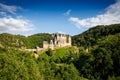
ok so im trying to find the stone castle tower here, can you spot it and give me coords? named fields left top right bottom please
left=43, top=32, right=71, bottom=50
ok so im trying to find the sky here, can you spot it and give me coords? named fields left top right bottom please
left=0, top=0, right=119, bottom=36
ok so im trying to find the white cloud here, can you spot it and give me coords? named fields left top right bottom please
left=0, top=3, right=22, bottom=14
left=0, top=3, right=35, bottom=34
left=69, top=0, right=120, bottom=28
left=64, top=9, right=71, bottom=16
left=0, top=16, right=34, bottom=32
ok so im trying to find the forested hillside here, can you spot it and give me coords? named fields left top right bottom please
left=0, top=24, right=120, bottom=80
left=0, top=33, right=52, bottom=48
left=72, top=24, right=120, bottom=47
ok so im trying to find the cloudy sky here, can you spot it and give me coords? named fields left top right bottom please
left=0, top=0, right=119, bottom=35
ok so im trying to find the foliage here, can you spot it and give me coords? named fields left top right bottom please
left=37, top=47, right=81, bottom=80
left=27, top=33, right=52, bottom=48
left=73, top=33, right=120, bottom=80
left=0, top=47, right=41, bottom=80
left=0, top=33, right=52, bottom=48
left=72, top=24, right=120, bottom=47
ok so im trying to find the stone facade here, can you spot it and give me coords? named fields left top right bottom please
left=43, top=32, right=71, bottom=50
left=43, top=41, right=49, bottom=49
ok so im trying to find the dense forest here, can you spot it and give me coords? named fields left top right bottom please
left=0, top=33, right=52, bottom=48
left=0, top=24, right=120, bottom=80
left=72, top=24, right=120, bottom=47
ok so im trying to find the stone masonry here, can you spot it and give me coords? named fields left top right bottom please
left=43, top=32, right=71, bottom=50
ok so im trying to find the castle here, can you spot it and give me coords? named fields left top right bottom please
left=43, top=32, right=71, bottom=50
left=25, top=32, right=71, bottom=53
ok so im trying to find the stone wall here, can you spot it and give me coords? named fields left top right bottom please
left=50, top=32, right=71, bottom=49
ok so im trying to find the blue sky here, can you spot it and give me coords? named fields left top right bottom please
left=0, top=0, right=119, bottom=36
